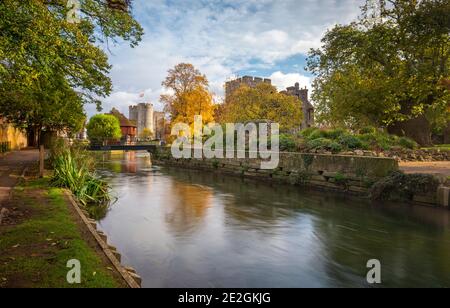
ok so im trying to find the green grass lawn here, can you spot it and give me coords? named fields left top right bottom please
left=422, top=144, right=450, bottom=151
left=0, top=179, right=125, bottom=288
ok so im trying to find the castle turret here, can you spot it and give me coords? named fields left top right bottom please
left=224, top=76, right=272, bottom=102
left=283, top=84, right=315, bottom=129
left=129, top=103, right=154, bottom=138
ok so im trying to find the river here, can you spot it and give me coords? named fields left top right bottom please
left=96, top=152, right=450, bottom=288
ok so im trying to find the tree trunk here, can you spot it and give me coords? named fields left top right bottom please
left=27, top=127, right=38, bottom=148
left=444, top=123, right=450, bottom=144
left=39, top=144, right=45, bottom=178
left=388, top=114, right=432, bottom=146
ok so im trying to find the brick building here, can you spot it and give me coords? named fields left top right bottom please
left=109, top=108, right=137, bottom=144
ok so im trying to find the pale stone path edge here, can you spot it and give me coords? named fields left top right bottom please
left=399, top=161, right=450, bottom=178
left=64, top=191, right=142, bottom=288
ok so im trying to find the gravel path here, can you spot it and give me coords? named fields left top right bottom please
left=0, top=149, right=39, bottom=205
left=399, top=161, right=450, bottom=177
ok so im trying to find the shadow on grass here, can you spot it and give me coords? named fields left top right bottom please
left=0, top=179, right=123, bottom=288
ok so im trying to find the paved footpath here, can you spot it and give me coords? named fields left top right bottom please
left=0, top=149, right=39, bottom=205
left=399, top=161, right=450, bottom=178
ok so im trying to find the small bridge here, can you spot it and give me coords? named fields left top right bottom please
left=89, top=144, right=159, bottom=153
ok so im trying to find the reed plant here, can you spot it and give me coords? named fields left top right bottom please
left=50, top=139, right=111, bottom=207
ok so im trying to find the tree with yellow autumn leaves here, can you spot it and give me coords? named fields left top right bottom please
left=161, top=63, right=216, bottom=130
left=220, top=83, right=303, bottom=131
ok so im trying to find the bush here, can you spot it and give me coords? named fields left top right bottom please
left=338, top=134, right=364, bottom=149
left=370, top=171, right=440, bottom=202
left=324, top=128, right=346, bottom=140
left=358, top=132, right=393, bottom=151
left=307, top=138, right=334, bottom=151
left=300, top=127, right=420, bottom=153
left=360, top=126, right=377, bottom=134
left=397, top=137, right=418, bottom=150
left=299, top=127, right=319, bottom=138
left=306, top=129, right=327, bottom=141
left=328, top=141, right=343, bottom=153
left=279, top=134, right=298, bottom=152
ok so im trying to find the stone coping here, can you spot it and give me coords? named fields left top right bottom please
left=64, top=191, right=142, bottom=288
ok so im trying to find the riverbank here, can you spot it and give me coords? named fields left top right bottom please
left=0, top=178, right=127, bottom=288
left=0, top=150, right=136, bottom=288
left=152, top=147, right=449, bottom=208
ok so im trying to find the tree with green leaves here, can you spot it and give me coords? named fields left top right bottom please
left=86, top=114, right=122, bottom=144
left=0, top=0, right=143, bottom=144
left=307, top=0, right=449, bottom=145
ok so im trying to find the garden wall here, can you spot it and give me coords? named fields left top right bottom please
left=152, top=147, right=449, bottom=208
left=0, top=118, right=27, bottom=151
left=152, top=148, right=399, bottom=195
left=301, top=148, right=450, bottom=162
left=379, top=148, right=449, bottom=162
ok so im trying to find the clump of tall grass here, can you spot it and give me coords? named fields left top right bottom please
left=50, top=139, right=111, bottom=207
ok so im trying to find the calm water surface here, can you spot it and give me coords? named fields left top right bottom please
left=96, top=152, right=450, bottom=288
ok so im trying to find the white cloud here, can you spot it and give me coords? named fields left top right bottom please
left=269, top=71, right=312, bottom=93
left=92, top=0, right=364, bottom=117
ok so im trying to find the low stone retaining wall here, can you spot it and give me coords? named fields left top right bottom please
left=438, top=186, right=450, bottom=207
left=153, top=147, right=449, bottom=208
left=65, top=191, right=142, bottom=288
left=384, top=148, right=450, bottom=162
left=304, top=148, right=450, bottom=162
left=153, top=148, right=398, bottom=196
left=414, top=185, right=449, bottom=207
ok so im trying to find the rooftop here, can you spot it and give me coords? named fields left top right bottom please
left=108, top=108, right=137, bottom=127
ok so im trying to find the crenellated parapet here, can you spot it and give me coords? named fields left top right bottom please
left=225, top=76, right=272, bottom=101
left=129, top=103, right=154, bottom=138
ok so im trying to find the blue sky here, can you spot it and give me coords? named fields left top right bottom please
left=88, top=0, right=364, bottom=116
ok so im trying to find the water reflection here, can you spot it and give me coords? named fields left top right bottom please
left=164, top=182, right=213, bottom=235
left=99, top=151, right=152, bottom=174
left=96, top=153, right=450, bottom=288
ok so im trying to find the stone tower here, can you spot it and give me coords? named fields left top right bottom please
left=225, top=76, right=272, bottom=102
left=282, top=83, right=315, bottom=129
left=129, top=103, right=154, bottom=137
